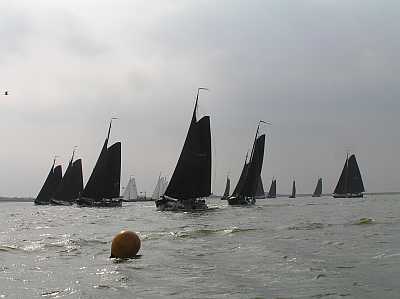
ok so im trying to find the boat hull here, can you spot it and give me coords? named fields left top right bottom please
left=34, top=200, right=50, bottom=205
left=333, top=193, right=363, bottom=198
left=50, top=198, right=75, bottom=206
left=155, top=196, right=208, bottom=211
left=122, top=198, right=153, bottom=202
left=227, top=195, right=256, bottom=206
left=77, top=197, right=122, bottom=207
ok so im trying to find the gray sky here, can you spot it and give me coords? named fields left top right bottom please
left=1, top=0, right=400, bottom=197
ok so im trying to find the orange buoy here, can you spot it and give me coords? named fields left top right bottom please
left=110, top=230, right=141, bottom=258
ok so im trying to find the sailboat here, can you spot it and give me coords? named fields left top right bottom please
left=255, top=176, right=266, bottom=199
left=152, top=175, right=168, bottom=201
left=77, top=119, right=122, bottom=207
left=50, top=149, right=83, bottom=205
left=155, top=88, right=211, bottom=211
left=228, top=121, right=266, bottom=206
left=34, top=158, right=62, bottom=205
left=312, top=178, right=322, bottom=197
left=267, top=178, right=276, bottom=198
left=289, top=180, right=296, bottom=198
left=221, top=175, right=230, bottom=200
left=333, top=154, right=365, bottom=198
left=122, top=176, right=138, bottom=202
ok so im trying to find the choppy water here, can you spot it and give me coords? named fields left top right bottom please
left=0, top=195, right=399, bottom=298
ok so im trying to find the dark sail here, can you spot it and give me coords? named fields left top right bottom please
left=104, top=142, right=121, bottom=199
left=36, top=164, right=55, bottom=203
left=334, top=157, right=348, bottom=195
left=347, top=155, right=365, bottom=194
left=255, top=175, right=265, bottom=198
left=53, top=158, right=83, bottom=203
left=53, top=165, right=62, bottom=188
left=164, top=101, right=212, bottom=200
left=289, top=180, right=296, bottom=198
left=312, top=178, right=322, bottom=197
left=222, top=176, right=230, bottom=198
left=81, top=139, right=108, bottom=200
left=71, top=159, right=84, bottom=199
left=232, top=161, right=249, bottom=197
left=333, top=154, right=365, bottom=197
left=35, top=162, right=62, bottom=204
left=78, top=120, right=122, bottom=207
left=242, top=134, right=266, bottom=197
left=53, top=159, right=74, bottom=202
left=267, top=179, right=276, bottom=198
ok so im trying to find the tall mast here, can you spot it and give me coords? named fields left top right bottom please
left=157, top=172, right=162, bottom=198
left=70, top=146, right=77, bottom=164
left=52, top=155, right=59, bottom=168
left=251, top=122, right=261, bottom=160
left=107, top=117, right=118, bottom=141
left=344, top=152, right=349, bottom=194
left=193, top=87, right=209, bottom=121
left=249, top=120, right=271, bottom=162
left=244, top=151, right=249, bottom=165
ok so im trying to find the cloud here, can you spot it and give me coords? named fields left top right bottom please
left=0, top=0, right=399, bottom=196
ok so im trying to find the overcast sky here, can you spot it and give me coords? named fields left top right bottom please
left=1, top=0, right=399, bottom=197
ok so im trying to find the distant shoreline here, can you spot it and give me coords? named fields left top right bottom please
left=276, top=192, right=400, bottom=197
left=0, top=197, right=33, bottom=202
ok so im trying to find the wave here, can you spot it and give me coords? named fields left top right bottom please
left=173, top=227, right=256, bottom=239
left=0, top=244, right=21, bottom=252
left=353, top=218, right=375, bottom=225
left=373, top=252, right=400, bottom=259
left=41, top=290, right=61, bottom=297
left=13, top=236, right=108, bottom=253
left=141, top=227, right=256, bottom=241
left=288, top=222, right=326, bottom=230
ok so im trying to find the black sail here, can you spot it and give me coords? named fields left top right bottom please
left=232, top=162, right=249, bottom=197
left=53, top=159, right=74, bottom=202
left=53, top=165, right=62, bottom=187
left=104, top=142, right=121, bottom=199
left=81, top=139, right=108, bottom=200
left=242, top=134, right=266, bottom=197
left=54, top=158, right=83, bottom=202
left=164, top=104, right=211, bottom=200
left=71, top=159, right=84, bottom=199
left=313, top=178, right=322, bottom=197
left=267, top=179, right=276, bottom=198
left=35, top=163, right=55, bottom=203
left=255, top=176, right=265, bottom=197
left=334, top=157, right=348, bottom=195
left=222, top=176, right=230, bottom=198
left=347, top=155, right=365, bottom=194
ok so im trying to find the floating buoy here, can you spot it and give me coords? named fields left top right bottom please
left=110, top=230, right=141, bottom=258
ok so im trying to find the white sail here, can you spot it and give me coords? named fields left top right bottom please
left=123, top=177, right=138, bottom=201
left=152, top=175, right=169, bottom=200
left=151, top=176, right=162, bottom=200
left=160, top=177, right=168, bottom=196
